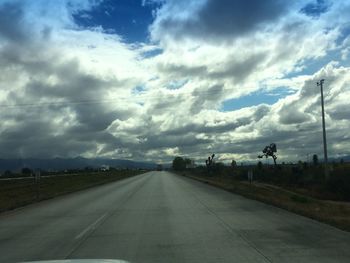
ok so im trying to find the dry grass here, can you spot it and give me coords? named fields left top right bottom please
left=0, top=170, right=144, bottom=213
left=183, top=172, right=350, bottom=232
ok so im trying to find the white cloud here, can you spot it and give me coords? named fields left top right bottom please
left=0, top=0, right=350, bottom=164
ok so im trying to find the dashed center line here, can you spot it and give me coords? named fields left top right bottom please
left=75, top=213, right=108, bottom=240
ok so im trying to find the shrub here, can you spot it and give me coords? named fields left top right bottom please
left=326, top=168, right=350, bottom=201
left=290, top=194, right=309, bottom=203
left=172, top=157, right=186, bottom=171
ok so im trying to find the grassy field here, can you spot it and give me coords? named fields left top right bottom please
left=181, top=171, right=350, bottom=232
left=0, top=170, right=145, bottom=213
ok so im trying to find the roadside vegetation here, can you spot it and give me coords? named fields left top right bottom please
left=172, top=156, right=350, bottom=231
left=0, top=169, right=145, bottom=213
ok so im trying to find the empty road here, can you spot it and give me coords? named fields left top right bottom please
left=1, top=171, right=350, bottom=263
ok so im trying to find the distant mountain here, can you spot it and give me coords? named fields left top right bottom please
left=0, top=158, right=157, bottom=172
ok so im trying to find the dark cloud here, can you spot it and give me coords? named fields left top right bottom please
left=152, top=0, right=289, bottom=42
left=279, top=107, right=312, bottom=125
left=157, top=63, right=207, bottom=78
left=209, top=52, right=267, bottom=82
left=0, top=2, right=27, bottom=42
left=0, top=1, right=53, bottom=44
left=253, top=105, right=270, bottom=121
left=143, top=134, right=211, bottom=149
left=0, top=117, right=93, bottom=158
left=280, top=109, right=310, bottom=124
left=148, top=92, right=188, bottom=113
left=164, top=116, right=252, bottom=137
left=157, top=51, right=266, bottom=86
left=190, top=84, right=224, bottom=114
left=328, top=105, right=350, bottom=121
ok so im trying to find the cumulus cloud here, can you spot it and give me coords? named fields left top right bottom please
left=0, top=0, right=350, bottom=164
left=150, top=0, right=291, bottom=43
left=0, top=0, right=145, bottom=159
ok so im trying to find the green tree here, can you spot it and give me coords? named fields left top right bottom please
left=257, top=161, right=263, bottom=170
left=172, top=157, right=186, bottom=171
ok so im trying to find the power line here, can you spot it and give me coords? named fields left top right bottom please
left=0, top=86, right=227, bottom=109
left=0, top=98, right=126, bottom=108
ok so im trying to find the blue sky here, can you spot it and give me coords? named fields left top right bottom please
left=73, top=0, right=157, bottom=42
left=221, top=88, right=296, bottom=112
left=300, top=0, right=330, bottom=17
left=0, top=0, right=350, bottom=163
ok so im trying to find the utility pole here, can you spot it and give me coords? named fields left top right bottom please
left=316, top=79, right=328, bottom=178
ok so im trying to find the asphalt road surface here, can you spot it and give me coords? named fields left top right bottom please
left=1, top=171, right=350, bottom=263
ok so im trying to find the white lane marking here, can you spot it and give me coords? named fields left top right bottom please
left=75, top=213, right=108, bottom=240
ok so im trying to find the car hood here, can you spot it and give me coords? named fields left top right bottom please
left=23, top=260, right=130, bottom=263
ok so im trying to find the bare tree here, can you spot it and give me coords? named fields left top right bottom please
left=205, top=154, right=215, bottom=169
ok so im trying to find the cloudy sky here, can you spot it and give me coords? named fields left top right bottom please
left=0, top=0, right=349, bottom=164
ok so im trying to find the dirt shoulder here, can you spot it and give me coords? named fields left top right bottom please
left=182, top=172, right=350, bottom=232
